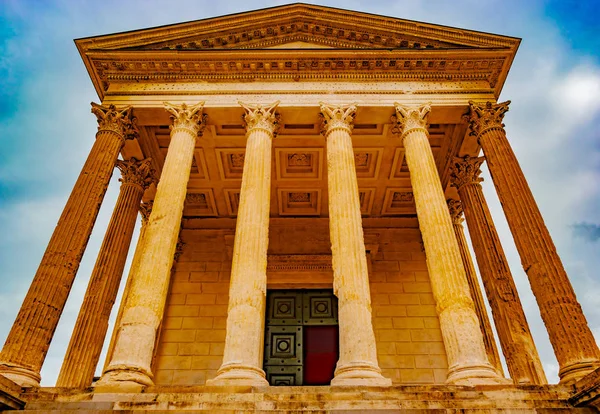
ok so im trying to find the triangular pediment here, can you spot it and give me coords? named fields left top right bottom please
left=76, top=4, right=520, bottom=100
left=77, top=4, right=519, bottom=52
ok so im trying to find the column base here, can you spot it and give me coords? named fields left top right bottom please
left=331, top=362, right=392, bottom=387
left=93, top=365, right=153, bottom=392
left=559, top=358, right=600, bottom=384
left=0, top=362, right=41, bottom=387
left=206, top=363, right=269, bottom=387
left=446, top=363, right=509, bottom=386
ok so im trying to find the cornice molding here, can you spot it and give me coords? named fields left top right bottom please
left=90, top=52, right=507, bottom=94
left=76, top=5, right=519, bottom=100
left=76, top=5, right=519, bottom=52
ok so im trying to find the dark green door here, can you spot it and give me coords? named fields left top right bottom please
left=264, top=290, right=339, bottom=386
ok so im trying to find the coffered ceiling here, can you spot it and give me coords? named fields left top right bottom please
left=132, top=109, right=468, bottom=219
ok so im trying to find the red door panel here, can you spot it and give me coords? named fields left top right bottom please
left=303, top=325, right=339, bottom=385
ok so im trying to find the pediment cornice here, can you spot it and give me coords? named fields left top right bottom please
left=77, top=4, right=519, bottom=51
left=75, top=4, right=520, bottom=100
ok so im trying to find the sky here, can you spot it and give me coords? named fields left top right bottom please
left=0, top=0, right=599, bottom=386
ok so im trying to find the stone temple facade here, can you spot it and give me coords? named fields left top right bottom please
left=1, top=4, right=600, bottom=412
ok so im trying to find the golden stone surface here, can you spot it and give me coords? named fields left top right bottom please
left=1, top=4, right=598, bottom=412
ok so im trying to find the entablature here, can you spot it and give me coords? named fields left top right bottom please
left=87, top=48, right=511, bottom=97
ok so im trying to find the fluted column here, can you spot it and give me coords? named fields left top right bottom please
left=392, top=103, right=503, bottom=385
left=208, top=102, right=279, bottom=387
left=0, top=104, right=136, bottom=387
left=57, top=158, right=154, bottom=388
left=96, top=102, right=206, bottom=388
left=320, top=103, right=390, bottom=386
left=451, top=156, right=547, bottom=384
left=447, top=199, right=504, bottom=377
left=468, top=101, right=600, bottom=383
left=103, top=200, right=154, bottom=373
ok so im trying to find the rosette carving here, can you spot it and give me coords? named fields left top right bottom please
left=319, top=102, right=357, bottom=136
left=91, top=103, right=138, bottom=140
left=450, top=155, right=485, bottom=190
left=164, top=101, right=207, bottom=137
left=467, top=101, right=510, bottom=137
left=116, top=158, right=156, bottom=190
left=239, top=100, right=280, bottom=136
left=391, top=103, right=430, bottom=137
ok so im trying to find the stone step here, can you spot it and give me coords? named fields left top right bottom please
left=10, top=385, right=595, bottom=413
left=10, top=400, right=596, bottom=413
left=6, top=410, right=597, bottom=414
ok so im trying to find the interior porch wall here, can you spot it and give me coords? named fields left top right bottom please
left=152, top=220, right=448, bottom=386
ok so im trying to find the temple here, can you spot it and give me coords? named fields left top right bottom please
left=1, top=4, right=600, bottom=412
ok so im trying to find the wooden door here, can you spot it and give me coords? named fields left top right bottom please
left=264, top=290, right=338, bottom=386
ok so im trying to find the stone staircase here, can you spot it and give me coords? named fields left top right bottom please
left=4, top=385, right=598, bottom=413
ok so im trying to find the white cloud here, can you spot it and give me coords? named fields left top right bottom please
left=557, top=65, right=600, bottom=117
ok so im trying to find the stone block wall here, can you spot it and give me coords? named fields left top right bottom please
left=153, top=229, right=232, bottom=386
left=152, top=220, right=447, bottom=386
left=369, top=228, right=448, bottom=384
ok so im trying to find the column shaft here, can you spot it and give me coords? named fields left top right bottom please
left=97, top=102, right=206, bottom=388
left=208, top=102, right=279, bottom=387
left=321, top=103, right=390, bottom=386
left=393, top=104, right=503, bottom=385
left=0, top=104, right=135, bottom=386
left=57, top=159, right=153, bottom=388
left=103, top=201, right=153, bottom=372
left=469, top=101, right=600, bottom=382
left=451, top=156, right=546, bottom=384
left=448, top=200, right=504, bottom=377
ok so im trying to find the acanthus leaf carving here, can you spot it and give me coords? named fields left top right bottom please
left=447, top=199, right=464, bottom=225
left=391, top=103, right=431, bottom=138
left=449, top=155, right=485, bottom=190
left=164, top=101, right=207, bottom=137
left=239, top=100, right=281, bottom=136
left=91, top=102, right=138, bottom=141
left=116, top=157, right=156, bottom=191
left=467, top=100, right=510, bottom=137
left=319, top=102, right=357, bottom=136
left=139, top=200, right=154, bottom=225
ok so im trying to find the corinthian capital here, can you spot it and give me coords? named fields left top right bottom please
left=239, top=100, right=280, bottom=136
left=116, top=158, right=156, bottom=191
left=319, top=102, right=357, bottom=136
left=467, top=101, right=510, bottom=137
left=449, top=155, right=485, bottom=190
left=91, top=103, right=138, bottom=140
left=447, top=199, right=464, bottom=225
left=164, top=102, right=207, bottom=137
left=391, top=103, right=431, bottom=138
left=139, top=200, right=154, bottom=225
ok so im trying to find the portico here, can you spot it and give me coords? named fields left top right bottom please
left=1, top=5, right=599, bottom=412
